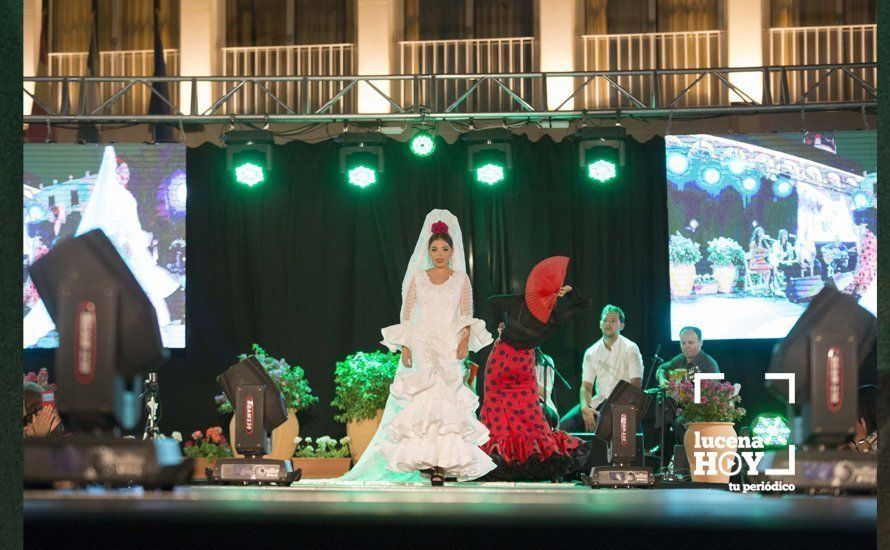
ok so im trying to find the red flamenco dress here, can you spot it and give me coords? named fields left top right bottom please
left=480, top=288, right=591, bottom=480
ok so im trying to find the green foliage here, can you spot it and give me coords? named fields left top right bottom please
left=331, top=350, right=400, bottom=423
left=707, top=237, right=746, bottom=268
left=667, top=379, right=747, bottom=423
left=215, top=344, right=318, bottom=414
left=669, top=232, right=702, bottom=265
left=293, top=435, right=351, bottom=458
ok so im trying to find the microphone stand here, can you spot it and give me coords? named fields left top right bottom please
left=641, top=345, right=668, bottom=477
left=141, top=372, right=160, bottom=441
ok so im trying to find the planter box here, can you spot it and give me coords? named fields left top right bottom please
left=291, top=457, right=351, bottom=478
left=190, top=457, right=216, bottom=480
left=696, top=282, right=719, bottom=295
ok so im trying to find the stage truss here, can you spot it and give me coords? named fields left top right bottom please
left=24, top=63, right=876, bottom=125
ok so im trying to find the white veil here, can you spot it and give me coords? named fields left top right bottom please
left=401, top=209, right=466, bottom=301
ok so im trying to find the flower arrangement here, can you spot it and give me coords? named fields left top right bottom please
left=666, top=379, right=746, bottom=423
left=707, top=237, right=746, bottom=268
left=293, top=435, right=351, bottom=458
left=215, top=344, right=318, bottom=414
left=669, top=232, right=702, bottom=265
left=331, top=350, right=400, bottom=423
left=181, top=426, right=234, bottom=460
left=23, top=368, right=56, bottom=392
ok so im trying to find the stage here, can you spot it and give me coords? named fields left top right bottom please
left=24, top=481, right=876, bottom=549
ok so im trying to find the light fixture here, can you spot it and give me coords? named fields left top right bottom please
left=223, top=130, right=274, bottom=188
left=750, top=414, right=791, bottom=447
left=701, top=167, right=722, bottom=187
left=409, top=130, right=436, bottom=158
left=575, top=127, right=625, bottom=184
left=667, top=152, right=689, bottom=175
left=773, top=177, right=793, bottom=197
left=338, top=132, right=385, bottom=188
left=463, top=129, right=513, bottom=186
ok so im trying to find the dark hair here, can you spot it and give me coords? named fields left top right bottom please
left=679, top=326, right=703, bottom=340
left=858, top=385, right=877, bottom=434
left=428, top=233, right=454, bottom=249
left=23, top=382, right=44, bottom=421
left=601, top=304, right=625, bottom=323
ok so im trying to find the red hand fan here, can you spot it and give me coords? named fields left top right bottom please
left=524, top=256, right=570, bottom=323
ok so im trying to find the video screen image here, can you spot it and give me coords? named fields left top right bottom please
left=24, top=143, right=187, bottom=348
left=667, top=131, right=877, bottom=340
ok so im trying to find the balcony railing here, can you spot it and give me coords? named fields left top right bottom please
left=220, top=44, right=355, bottom=114
left=769, top=24, right=877, bottom=103
left=48, top=49, right=180, bottom=115
left=581, top=30, right=726, bottom=108
left=398, top=37, right=539, bottom=112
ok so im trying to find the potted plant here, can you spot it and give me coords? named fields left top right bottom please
left=667, top=379, right=746, bottom=483
left=291, top=435, right=352, bottom=478
left=215, top=344, right=318, bottom=460
left=669, top=232, right=701, bottom=297
left=707, top=237, right=746, bottom=293
left=182, top=427, right=233, bottom=480
left=693, top=274, right=719, bottom=295
left=331, top=350, right=400, bottom=462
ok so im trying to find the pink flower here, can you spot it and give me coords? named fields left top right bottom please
left=431, top=221, right=449, bottom=234
left=191, top=430, right=203, bottom=440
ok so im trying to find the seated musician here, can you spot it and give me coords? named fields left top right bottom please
left=656, top=326, right=720, bottom=445
left=748, top=227, right=773, bottom=288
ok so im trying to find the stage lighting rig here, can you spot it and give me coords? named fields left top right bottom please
left=409, top=128, right=437, bottom=158
left=338, top=132, right=385, bottom=188
left=463, top=129, right=512, bottom=186
left=223, top=130, right=274, bottom=187
left=575, top=127, right=626, bottom=184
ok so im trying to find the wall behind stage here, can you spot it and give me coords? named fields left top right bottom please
left=25, top=134, right=814, bottom=438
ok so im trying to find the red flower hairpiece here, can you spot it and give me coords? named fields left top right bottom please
left=431, top=221, right=449, bottom=234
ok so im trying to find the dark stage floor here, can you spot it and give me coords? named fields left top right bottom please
left=24, top=481, right=876, bottom=549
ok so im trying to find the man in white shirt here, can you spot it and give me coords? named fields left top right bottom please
left=559, top=305, right=644, bottom=432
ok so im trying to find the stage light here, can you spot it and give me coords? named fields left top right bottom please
left=347, top=165, right=377, bottom=188
left=667, top=152, right=689, bottom=175
left=234, top=161, right=265, bottom=187
left=576, top=127, right=625, bottom=184
left=701, top=167, right=722, bottom=187
left=27, top=205, right=45, bottom=221
left=729, top=158, right=746, bottom=175
left=338, top=133, right=385, bottom=188
left=464, top=129, right=513, bottom=186
left=751, top=414, right=791, bottom=447
left=409, top=131, right=436, bottom=158
left=774, top=177, right=793, bottom=197
left=588, top=159, right=617, bottom=183
left=223, top=130, right=274, bottom=188
left=741, top=176, right=759, bottom=192
left=476, top=162, right=505, bottom=185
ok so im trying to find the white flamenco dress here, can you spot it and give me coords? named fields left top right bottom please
left=340, top=210, right=495, bottom=482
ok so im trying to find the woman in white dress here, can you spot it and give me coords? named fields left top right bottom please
left=340, top=209, right=495, bottom=485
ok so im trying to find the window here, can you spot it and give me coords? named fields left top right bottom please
left=405, top=0, right=534, bottom=41
left=226, top=0, right=356, bottom=46
left=771, top=0, right=875, bottom=27
left=49, top=0, right=180, bottom=52
left=71, top=190, right=80, bottom=206
left=585, top=0, right=722, bottom=34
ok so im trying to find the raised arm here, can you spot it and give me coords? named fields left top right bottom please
left=550, top=288, right=592, bottom=324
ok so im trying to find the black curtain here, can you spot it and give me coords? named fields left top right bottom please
left=24, top=135, right=798, bottom=438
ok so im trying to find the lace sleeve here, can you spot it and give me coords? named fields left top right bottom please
left=460, top=273, right=473, bottom=317
left=401, top=274, right=417, bottom=323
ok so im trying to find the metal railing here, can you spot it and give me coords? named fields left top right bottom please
left=23, top=63, right=876, bottom=124
left=221, top=44, right=355, bottom=114
left=398, top=37, right=538, bottom=113
left=769, top=24, right=877, bottom=103
left=581, top=30, right=726, bottom=109
left=48, top=49, right=180, bottom=115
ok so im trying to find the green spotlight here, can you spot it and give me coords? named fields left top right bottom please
left=234, top=161, right=265, bottom=187
left=750, top=414, right=791, bottom=447
left=347, top=165, right=377, bottom=188
left=587, top=159, right=617, bottom=183
left=409, top=131, right=436, bottom=157
left=475, top=162, right=505, bottom=185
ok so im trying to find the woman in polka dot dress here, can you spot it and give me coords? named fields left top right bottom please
left=480, top=286, right=591, bottom=481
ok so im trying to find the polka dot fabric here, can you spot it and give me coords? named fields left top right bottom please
left=479, top=340, right=583, bottom=473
